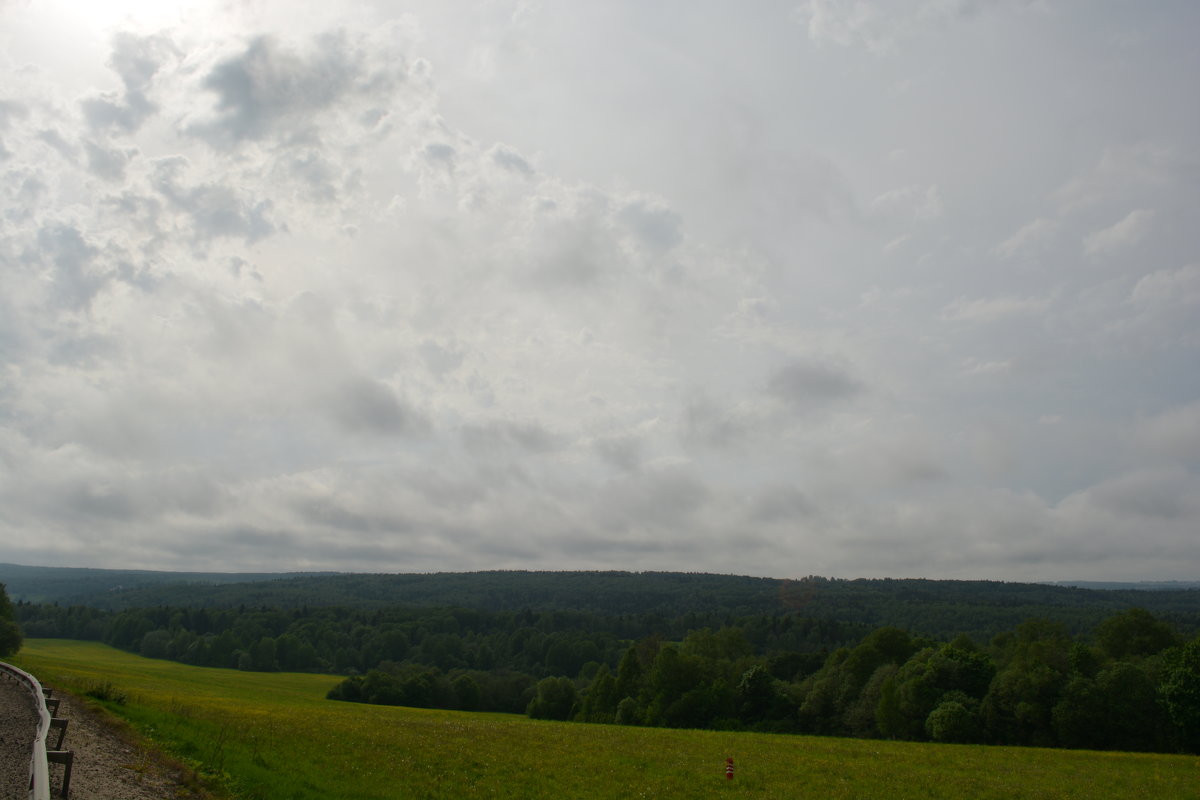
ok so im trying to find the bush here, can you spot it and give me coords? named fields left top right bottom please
left=0, top=619, right=22, bottom=659
left=83, top=680, right=128, bottom=705
left=926, top=696, right=981, bottom=743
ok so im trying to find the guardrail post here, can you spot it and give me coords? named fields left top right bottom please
left=46, top=750, right=73, bottom=798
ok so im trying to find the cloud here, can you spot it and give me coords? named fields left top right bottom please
left=188, top=30, right=407, bottom=147
left=328, top=378, right=427, bottom=437
left=418, top=337, right=466, bottom=377
left=766, top=359, right=862, bottom=413
left=1136, top=401, right=1200, bottom=462
left=150, top=157, right=276, bottom=245
left=81, top=32, right=176, bottom=135
left=681, top=394, right=756, bottom=450
left=84, top=140, right=132, bottom=181
left=0, top=2, right=1196, bottom=581
left=1083, top=208, right=1155, bottom=257
left=1131, top=263, right=1200, bottom=309
left=461, top=419, right=561, bottom=454
left=796, top=0, right=1025, bottom=53
left=1054, top=144, right=1180, bottom=212
left=749, top=484, right=815, bottom=523
left=869, top=184, right=943, bottom=221
left=594, top=467, right=712, bottom=533
left=1059, top=468, right=1199, bottom=523
left=616, top=199, right=683, bottom=253
left=31, top=223, right=108, bottom=311
left=593, top=434, right=645, bottom=472
left=489, top=143, right=535, bottom=176
left=994, top=217, right=1058, bottom=259
left=960, top=357, right=1013, bottom=376
left=941, top=293, right=1050, bottom=324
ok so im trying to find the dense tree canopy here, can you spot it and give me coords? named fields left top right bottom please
left=13, top=581, right=1200, bottom=755
left=0, top=582, right=21, bottom=658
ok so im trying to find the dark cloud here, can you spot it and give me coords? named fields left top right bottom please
left=179, top=527, right=302, bottom=558
left=330, top=378, right=426, bottom=436
left=766, top=359, right=861, bottom=409
left=0, top=99, right=27, bottom=130
left=596, top=468, right=711, bottom=531
left=84, top=140, right=131, bottom=181
left=82, top=93, right=156, bottom=135
left=593, top=435, right=644, bottom=471
left=100, top=191, right=166, bottom=245
left=109, top=31, right=176, bottom=92
left=294, top=495, right=413, bottom=534
left=6, top=175, right=46, bottom=223
left=192, top=32, right=404, bottom=146
left=280, top=149, right=343, bottom=203
left=151, top=157, right=275, bottom=244
left=423, top=142, right=456, bottom=165
left=490, top=144, right=534, bottom=176
left=32, top=224, right=108, bottom=310
left=750, top=485, right=815, bottom=523
left=418, top=338, right=465, bottom=377
left=80, top=32, right=174, bottom=135
left=681, top=394, right=753, bottom=450
left=462, top=419, right=560, bottom=454
left=617, top=200, right=682, bottom=253
left=63, top=483, right=139, bottom=521
left=531, top=217, right=613, bottom=289
left=36, top=128, right=75, bottom=162
left=1087, top=469, right=1194, bottom=521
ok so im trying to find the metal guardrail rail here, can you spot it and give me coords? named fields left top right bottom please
left=0, top=660, right=52, bottom=800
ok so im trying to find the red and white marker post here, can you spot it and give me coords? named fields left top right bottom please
left=725, top=756, right=734, bottom=780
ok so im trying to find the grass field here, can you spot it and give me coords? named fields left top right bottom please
left=11, top=639, right=1200, bottom=800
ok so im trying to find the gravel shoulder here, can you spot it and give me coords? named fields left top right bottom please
left=17, top=685, right=218, bottom=800
left=0, top=669, right=39, bottom=800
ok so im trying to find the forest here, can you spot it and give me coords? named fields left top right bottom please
left=12, top=583, right=1200, bottom=754
left=7, top=567, right=1200, bottom=641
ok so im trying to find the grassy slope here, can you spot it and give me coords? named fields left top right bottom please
left=12, top=640, right=1200, bottom=800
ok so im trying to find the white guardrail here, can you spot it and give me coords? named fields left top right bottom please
left=0, top=660, right=51, bottom=800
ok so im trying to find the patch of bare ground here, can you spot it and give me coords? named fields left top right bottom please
left=40, top=688, right=220, bottom=800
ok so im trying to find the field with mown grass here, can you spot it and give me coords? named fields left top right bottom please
left=11, top=639, right=1200, bottom=800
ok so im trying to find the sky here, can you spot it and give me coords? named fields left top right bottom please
left=0, top=0, right=1198, bottom=581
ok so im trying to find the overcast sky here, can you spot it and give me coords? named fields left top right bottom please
left=1, top=0, right=1197, bottom=580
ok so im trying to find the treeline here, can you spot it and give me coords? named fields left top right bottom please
left=8, top=569, right=1200, bottom=644
left=0, top=583, right=20, bottom=657
left=16, top=594, right=1200, bottom=754
left=13, top=601, right=864, bottom=680
left=335, top=609, right=1200, bottom=755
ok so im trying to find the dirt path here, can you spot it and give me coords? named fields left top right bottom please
left=11, top=683, right=216, bottom=800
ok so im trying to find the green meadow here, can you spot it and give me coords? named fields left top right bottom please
left=12, top=639, right=1200, bottom=800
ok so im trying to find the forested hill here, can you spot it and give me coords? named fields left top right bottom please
left=0, top=562, right=333, bottom=604
left=5, top=565, right=1200, bottom=641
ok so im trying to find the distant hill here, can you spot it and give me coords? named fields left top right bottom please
left=5, top=565, right=1200, bottom=641
left=1045, top=580, right=1200, bottom=591
left=0, top=562, right=334, bottom=604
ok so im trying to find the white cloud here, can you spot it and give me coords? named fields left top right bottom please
left=796, top=0, right=1033, bottom=53
left=940, top=294, right=1050, bottom=323
left=994, top=216, right=1058, bottom=259
left=1131, top=263, right=1200, bottom=308
left=1083, top=208, right=1155, bottom=257
left=869, top=184, right=943, bottom=221
left=1054, top=144, right=1179, bottom=213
